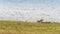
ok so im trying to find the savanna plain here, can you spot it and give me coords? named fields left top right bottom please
left=0, top=20, right=60, bottom=34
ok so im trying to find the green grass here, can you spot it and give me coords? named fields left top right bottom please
left=0, top=20, right=60, bottom=34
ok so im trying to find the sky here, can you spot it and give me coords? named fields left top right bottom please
left=0, top=0, right=60, bottom=22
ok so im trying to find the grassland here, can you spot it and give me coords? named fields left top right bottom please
left=0, top=20, right=60, bottom=34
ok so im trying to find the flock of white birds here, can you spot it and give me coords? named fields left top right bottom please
left=0, top=1, right=60, bottom=22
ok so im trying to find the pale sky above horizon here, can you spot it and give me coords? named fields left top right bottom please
left=0, top=0, right=60, bottom=22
